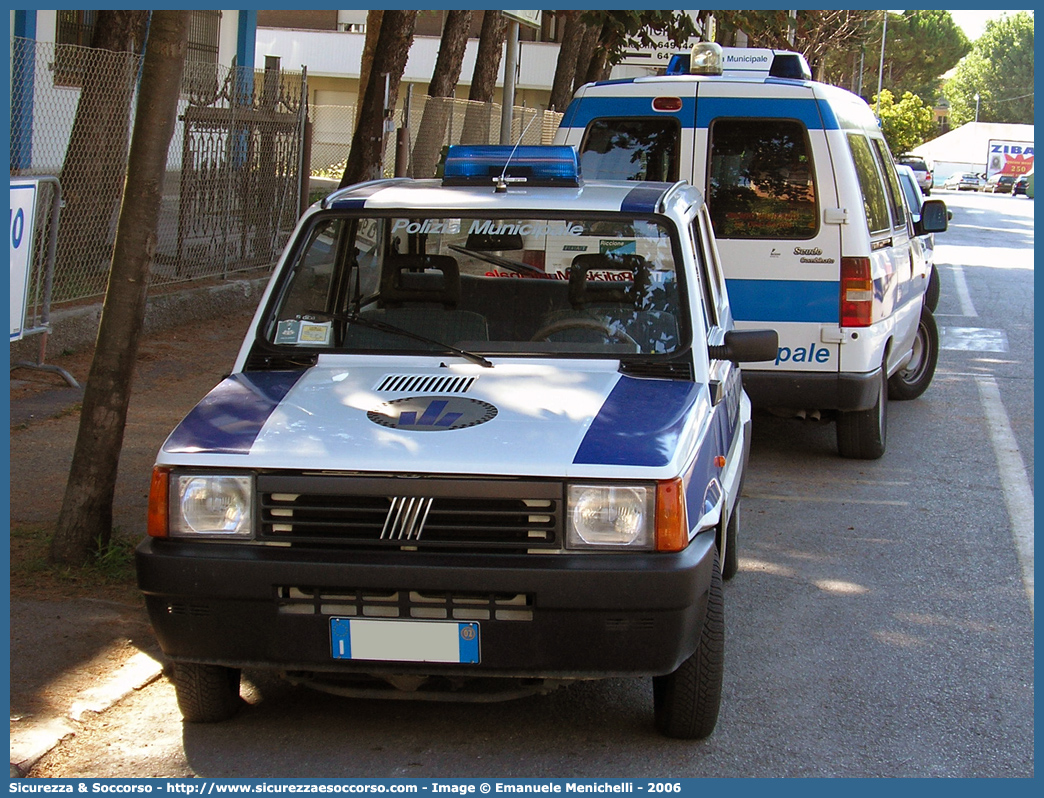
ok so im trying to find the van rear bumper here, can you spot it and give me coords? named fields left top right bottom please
left=741, top=368, right=881, bottom=411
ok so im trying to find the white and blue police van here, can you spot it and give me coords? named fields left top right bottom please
left=136, top=145, right=778, bottom=739
left=555, top=43, right=949, bottom=458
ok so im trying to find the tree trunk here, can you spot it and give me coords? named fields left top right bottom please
left=357, top=10, right=383, bottom=123
left=50, top=11, right=189, bottom=567
left=573, top=21, right=601, bottom=94
left=57, top=10, right=149, bottom=286
left=339, top=10, right=418, bottom=187
left=584, top=21, right=613, bottom=84
left=549, top=11, right=583, bottom=112
left=411, top=10, right=473, bottom=178
left=461, top=11, right=507, bottom=145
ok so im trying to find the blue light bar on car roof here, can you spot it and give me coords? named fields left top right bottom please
left=442, top=145, right=581, bottom=188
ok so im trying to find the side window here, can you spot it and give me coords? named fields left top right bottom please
left=707, top=118, right=818, bottom=239
left=578, top=118, right=680, bottom=182
left=871, top=138, right=907, bottom=229
left=688, top=221, right=715, bottom=334
left=846, top=134, right=890, bottom=235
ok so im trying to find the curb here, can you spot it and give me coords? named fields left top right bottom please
left=9, top=651, right=165, bottom=777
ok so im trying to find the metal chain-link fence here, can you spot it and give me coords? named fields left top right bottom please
left=10, top=36, right=306, bottom=308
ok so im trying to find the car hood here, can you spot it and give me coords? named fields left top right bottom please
left=159, top=356, right=708, bottom=479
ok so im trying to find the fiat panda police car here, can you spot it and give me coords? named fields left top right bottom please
left=555, top=44, right=949, bottom=459
left=136, top=145, right=777, bottom=739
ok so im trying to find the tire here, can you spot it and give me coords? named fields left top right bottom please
left=925, top=265, right=940, bottom=312
left=836, top=366, right=887, bottom=459
left=888, top=307, right=939, bottom=401
left=721, top=503, right=739, bottom=581
left=653, top=552, right=724, bottom=740
left=171, top=662, right=242, bottom=723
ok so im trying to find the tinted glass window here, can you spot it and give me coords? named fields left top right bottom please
left=578, top=118, right=680, bottom=182
left=847, top=134, right=890, bottom=234
left=707, top=118, right=817, bottom=239
left=872, top=138, right=907, bottom=228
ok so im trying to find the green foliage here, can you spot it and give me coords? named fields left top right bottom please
left=945, top=12, right=1034, bottom=125
left=579, top=10, right=700, bottom=70
left=872, top=89, right=936, bottom=155
left=883, top=11, right=971, bottom=102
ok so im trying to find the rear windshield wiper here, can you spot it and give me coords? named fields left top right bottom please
left=303, top=310, right=494, bottom=369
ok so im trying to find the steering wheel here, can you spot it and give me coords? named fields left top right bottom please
left=530, top=317, right=638, bottom=347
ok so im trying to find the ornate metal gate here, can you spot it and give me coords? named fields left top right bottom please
left=175, top=56, right=307, bottom=278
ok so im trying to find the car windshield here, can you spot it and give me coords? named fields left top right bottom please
left=259, top=211, right=688, bottom=361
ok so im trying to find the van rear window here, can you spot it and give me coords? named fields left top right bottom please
left=578, top=118, right=680, bottom=183
left=707, top=119, right=817, bottom=239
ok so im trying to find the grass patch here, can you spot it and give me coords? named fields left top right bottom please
left=10, top=524, right=142, bottom=604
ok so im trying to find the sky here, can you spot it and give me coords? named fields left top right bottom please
left=947, top=9, right=1031, bottom=40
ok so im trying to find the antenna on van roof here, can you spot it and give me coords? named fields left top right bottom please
left=495, top=112, right=539, bottom=193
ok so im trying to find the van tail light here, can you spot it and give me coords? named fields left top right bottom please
left=147, top=466, right=171, bottom=538
left=840, top=257, right=873, bottom=327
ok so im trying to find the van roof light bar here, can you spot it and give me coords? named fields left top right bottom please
left=442, top=145, right=581, bottom=189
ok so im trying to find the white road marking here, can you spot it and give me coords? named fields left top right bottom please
left=975, top=375, right=1034, bottom=613
left=949, top=264, right=978, bottom=317
left=939, top=327, right=1009, bottom=352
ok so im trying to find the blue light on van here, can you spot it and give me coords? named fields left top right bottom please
left=442, top=145, right=581, bottom=188
left=666, top=54, right=690, bottom=75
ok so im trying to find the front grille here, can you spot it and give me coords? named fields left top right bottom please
left=277, top=586, right=533, bottom=621
left=257, top=475, right=562, bottom=552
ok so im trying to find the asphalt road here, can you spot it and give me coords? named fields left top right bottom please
left=27, top=190, right=1034, bottom=779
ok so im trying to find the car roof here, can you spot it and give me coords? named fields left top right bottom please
left=323, top=178, right=703, bottom=217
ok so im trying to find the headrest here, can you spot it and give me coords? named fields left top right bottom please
left=569, top=253, right=650, bottom=308
left=380, top=254, right=460, bottom=307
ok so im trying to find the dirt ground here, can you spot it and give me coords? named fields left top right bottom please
left=9, top=303, right=258, bottom=602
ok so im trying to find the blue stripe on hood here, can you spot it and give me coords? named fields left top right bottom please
left=574, top=376, right=702, bottom=467
left=163, top=370, right=305, bottom=455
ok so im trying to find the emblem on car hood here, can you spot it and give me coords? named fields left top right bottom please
left=367, top=396, right=498, bottom=431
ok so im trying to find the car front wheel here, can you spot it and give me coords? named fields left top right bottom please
left=171, top=662, right=242, bottom=723
left=653, top=552, right=724, bottom=739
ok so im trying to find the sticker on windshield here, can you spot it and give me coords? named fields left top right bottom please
left=368, top=396, right=498, bottom=431
left=275, top=319, right=332, bottom=345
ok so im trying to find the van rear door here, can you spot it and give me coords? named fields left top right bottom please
left=692, top=80, right=843, bottom=378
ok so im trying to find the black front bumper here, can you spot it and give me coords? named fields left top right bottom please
left=136, top=534, right=716, bottom=679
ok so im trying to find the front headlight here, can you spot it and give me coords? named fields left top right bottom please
left=170, top=475, right=253, bottom=539
left=566, top=484, right=654, bottom=549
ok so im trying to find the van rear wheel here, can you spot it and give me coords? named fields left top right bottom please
left=888, top=307, right=939, bottom=401
left=836, top=367, right=887, bottom=459
left=171, top=662, right=242, bottom=723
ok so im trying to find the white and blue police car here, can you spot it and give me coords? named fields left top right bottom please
left=136, top=145, right=777, bottom=739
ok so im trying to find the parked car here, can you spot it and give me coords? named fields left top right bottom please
left=897, top=155, right=933, bottom=195
left=943, top=172, right=984, bottom=191
left=1012, top=174, right=1030, bottom=196
left=981, top=173, right=1016, bottom=194
left=896, top=164, right=943, bottom=312
left=136, top=144, right=780, bottom=740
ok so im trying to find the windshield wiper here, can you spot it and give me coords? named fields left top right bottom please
left=448, top=244, right=548, bottom=278
left=303, top=310, right=493, bottom=368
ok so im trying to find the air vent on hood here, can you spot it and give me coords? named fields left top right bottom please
left=375, top=374, right=476, bottom=394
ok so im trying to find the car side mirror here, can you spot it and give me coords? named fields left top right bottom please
left=917, top=199, right=949, bottom=234
left=709, top=329, right=779, bottom=363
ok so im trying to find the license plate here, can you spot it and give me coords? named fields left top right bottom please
left=330, top=618, right=479, bottom=664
